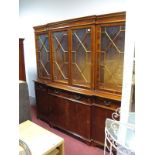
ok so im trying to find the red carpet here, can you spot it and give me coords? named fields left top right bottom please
left=31, top=106, right=109, bottom=155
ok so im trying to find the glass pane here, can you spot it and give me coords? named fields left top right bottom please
left=72, top=28, right=91, bottom=87
left=98, top=25, right=125, bottom=92
left=52, top=31, right=68, bottom=83
left=37, top=34, right=50, bottom=79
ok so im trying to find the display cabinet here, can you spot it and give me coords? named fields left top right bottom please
left=34, top=12, right=126, bottom=147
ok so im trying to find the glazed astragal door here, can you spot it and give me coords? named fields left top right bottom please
left=71, top=28, right=92, bottom=88
left=36, top=34, right=51, bottom=79
left=52, top=31, right=69, bottom=83
left=97, top=24, right=125, bottom=93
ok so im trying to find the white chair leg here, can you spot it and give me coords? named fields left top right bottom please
left=109, top=143, right=113, bottom=155
left=104, top=135, right=107, bottom=155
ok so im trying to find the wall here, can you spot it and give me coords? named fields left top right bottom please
left=19, top=0, right=127, bottom=103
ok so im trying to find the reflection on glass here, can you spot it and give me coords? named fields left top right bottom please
left=37, top=34, right=50, bottom=79
left=52, top=31, right=68, bottom=83
left=72, top=28, right=91, bottom=88
left=99, top=25, right=125, bottom=92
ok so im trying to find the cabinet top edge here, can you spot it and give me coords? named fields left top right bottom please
left=96, top=11, right=126, bottom=19
left=34, top=80, right=122, bottom=101
left=33, top=15, right=96, bottom=30
left=33, top=11, right=126, bottom=31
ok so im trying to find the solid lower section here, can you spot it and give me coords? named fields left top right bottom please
left=35, top=81, right=121, bottom=148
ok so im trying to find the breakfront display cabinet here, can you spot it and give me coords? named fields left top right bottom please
left=34, top=12, right=126, bottom=147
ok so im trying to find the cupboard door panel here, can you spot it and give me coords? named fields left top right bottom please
left=97, top=25, right=125, bottom=92
left=92, top=106, right=114, bottom=146
left=52, top=31, right=69, bottom=83
left=68, top=100, right=91, bottom=139
left=49, top=94, right=69, bottom=129
left=71, top=28, right=92, bottom=88
left=36, top=34, right=51, bottom=79
left=35, top=83, right=50, bottom=121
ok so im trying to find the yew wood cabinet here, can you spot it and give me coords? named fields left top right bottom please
left=34, top=12, right=126, bottom=148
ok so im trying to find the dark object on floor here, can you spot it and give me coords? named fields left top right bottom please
left=19, top=81, right=31, bottom=124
